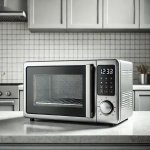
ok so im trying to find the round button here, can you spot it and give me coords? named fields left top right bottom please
left=0, top=91, right=2, bottom=96
left=6, top=91, right=11, bottom=96
left=100, top=100, right=113, bottom=115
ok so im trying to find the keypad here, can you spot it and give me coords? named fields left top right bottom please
left=97, top=65, right=115, bottom=96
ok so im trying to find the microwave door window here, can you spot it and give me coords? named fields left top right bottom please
left=33, top=74, right=83, bottom=108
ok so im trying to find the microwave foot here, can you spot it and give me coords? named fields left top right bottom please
left=30, top=118, right=35, bottom=121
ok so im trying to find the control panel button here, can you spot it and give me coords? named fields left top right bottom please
left=104, top=89, right=108, bottom=94
left=110, top=77, right=113, bottom=80
left=110, top=85, right=113, bottom=89
left=100, top=85, right=103, bottom=89
left=105, top=85, right=108, bottom=89
left=100, top=100, right=113, bottom=115
left=0, top=91, right=2, bottom=96
left=109, top=89, right=113, bottom=94
left=6, top=91, right=11, bottom=96
left=99, top=89, right=103, bottom=94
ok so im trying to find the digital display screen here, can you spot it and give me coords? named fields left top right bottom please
left=97, top=65, right=115, bottom=96
left=100, top=68, right=114, bottom=75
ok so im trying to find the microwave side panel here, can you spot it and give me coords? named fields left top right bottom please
left=119, top=60, right=133, bottom=122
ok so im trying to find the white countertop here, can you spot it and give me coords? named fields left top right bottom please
left=0, top=111, right=150, bottom=144
left=133, top=85, right=150, bottom=90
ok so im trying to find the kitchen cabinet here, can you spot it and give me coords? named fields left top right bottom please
left=134, top=90, right=150, bottom=111
left=103, top=0, right=139, bottom=29
left=140, top=0, right=150, bottom=28
left=28, top=0, right=150, bottom=30
left=28, top=0, right=102, bottom=30
left=67, top=0, right=102, bottom=29
left=28, top=0, right=66, bottom=30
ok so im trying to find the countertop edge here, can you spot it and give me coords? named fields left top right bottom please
left=0, top=135, right=150, bottom=144
left=133, top=85, right=150, bottom=90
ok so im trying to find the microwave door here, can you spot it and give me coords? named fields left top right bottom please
left=85, top=64, right=92, bottom=118
left=26, top=64, right=93, bottom=118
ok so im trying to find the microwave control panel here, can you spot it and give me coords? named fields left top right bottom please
left=97, top=65, right=115, bottom=96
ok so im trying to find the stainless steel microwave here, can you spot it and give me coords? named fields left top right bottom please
left=24, top=59, right=133, bottom=125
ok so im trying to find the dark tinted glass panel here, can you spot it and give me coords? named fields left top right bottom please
left=33, top=74, right=83, bottom=108
left=97, top=65, right=115, bottom=96
left=26, top=66, right=86, bottom=117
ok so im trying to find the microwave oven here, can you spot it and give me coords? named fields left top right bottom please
left=24, top=59, right=133, bottom=125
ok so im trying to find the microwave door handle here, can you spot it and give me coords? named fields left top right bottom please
left=86, top=64, right=92, bottom=118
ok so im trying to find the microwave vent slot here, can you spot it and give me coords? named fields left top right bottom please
left=120, top=67, right=133, bottom=121
left=121, top=91, right=133, bottom=121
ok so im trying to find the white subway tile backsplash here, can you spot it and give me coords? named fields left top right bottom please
left=0, top=22, right=150, bottom=84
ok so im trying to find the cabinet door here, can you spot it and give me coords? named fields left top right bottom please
left=67, top=0, right=102, bottom=29
left=103, top=0, right=139, bottom=29
left=135, top=91, right=150, bottom=111
left=28, top=0, right=66, bottom=30
left=0, top=99, right=19, bottom=111
left=140, top=0, right=150, bottom=28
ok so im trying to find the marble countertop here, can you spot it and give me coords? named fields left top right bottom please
left=0, top=111, right=150, bottom=144
left=133, top=85, right=150, bottom=90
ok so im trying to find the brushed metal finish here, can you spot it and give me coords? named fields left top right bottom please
left=96, top=59, right=119, bottom=124
left=5, top=91, right=11, bottom=96
left=85, top=64, right=91, bottom=118
left=0, top=84, right=20, bottom=111
left=0, top=100, right=14, bottom=105
left=0, top=0, right=27, bottom=21
left=0, top=99, right=19, bottom=111
left=0, top=85, right=18, bottom=99
left=0, top=11, right=26, bottom=17
left=100, top=101, right=113, bottom=115
left=118, top=60, right=133, bottom=122
left=24, top=59, right=133, bottom=124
